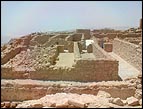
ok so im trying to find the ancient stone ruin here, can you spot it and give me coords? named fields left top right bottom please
left=1, top=20, right=142, bottom=108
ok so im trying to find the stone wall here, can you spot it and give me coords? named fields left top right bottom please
left=92, top=41, right=114, bottom=59
left=21, top=35, right=34, bottom=46
left=44, top=38, right=68, bottom=49
left=93, top=33, right=117, bottom=40
left=72, top=33, right=82, bottom=41
left=49, top=34, right=68, bottom=41
left=1, top=66, right=35, bottom=79
left=113, top=38, right=142, bottom=72
left=74, top=42, right=81, bottom=59
left=1, top=80, right=135, bottom=101
left=56, top=34, right=69, bottom=39
left=30, top=35, right=53, bottom=45
left=92, top=33, right=100, bottom=38
left=1, top=58, right=119, bottom=82
left=93, top=33, right=142, bottom=40
left=106, top=33, right=117, bottom=39
left=56, top=45, right=64, bottom=53
left=65, top=35, right=73, bottom=41
left=87, top=44, right=93, bottom=53
left=27, top=42, right=118, bottom=81
left=67, top=41, right=74, bottom=53
left=117, top=33, right=141, bottom=39
left=73, top=59, right=119, bottom=81
left=2, top=38, right=119, bottom=82
left=103, top=43, right=113, bottom=52
left=65, top=33, right=84, bottom=42
left=1, top=46, right=27, bottom=65
left=76, top=29, right=91, bottom=39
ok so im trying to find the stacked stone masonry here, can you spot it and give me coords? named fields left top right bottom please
left=1, top=80, right=136, bottom=101
left=1, top=19, right=142, bottom=108
left=1, top=38, right=119, bottom=82
left=92, top=38, right=114, bottom=59
left=76, top=29, right=91, bottom=39
left=103, top=43, right=113, bottom=52
left=113, top=38, right=142, bottom=72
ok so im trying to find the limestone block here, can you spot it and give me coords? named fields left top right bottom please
left=42, top=106, right=51, bottom=108
left=137, top=84, right=142, bottom=89
left=31, top=103, right=43, bottom=108
left=10, top=102, right=18, bottom=108
left=134, top=89, right=142, bottom=99
left=16, top=101, right=43, bottom=108
left=43, top=101, right=56, bottom=107
left=127, top=96, right=139, bottom=106
left=16, top=103, right=31, bottom=108
left=68, top=99, right=86, bottom=108
left=1, top=102, right=5, bottom=107
left=4, top=101, right=10, bottom=108
left=97, top=90, right=111, bottom=98
left=68, top=104, right=76, bottom=108
left=55, top=100, right=69, bottom=108
left=112, top=98, right=124, bottom=106
left=122, top=100, right=127, bottom=105
left=139, top=99, right=142, bottom=105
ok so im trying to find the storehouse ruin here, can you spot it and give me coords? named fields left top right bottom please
left=1, top=19, right=142, bottom=108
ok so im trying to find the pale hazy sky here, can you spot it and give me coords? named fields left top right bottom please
left=1, top=1, right=142, bottom=44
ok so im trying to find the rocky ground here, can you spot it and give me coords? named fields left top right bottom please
left=8, top=92, right=142, bottom=108
left=1, top=75, right=142, bottom=108
left=3, top=44, right=58, bottom=71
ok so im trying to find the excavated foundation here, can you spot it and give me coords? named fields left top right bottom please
left=1, top=29, right=142, bottom=108
left=1, top=79, right=137, bottom=101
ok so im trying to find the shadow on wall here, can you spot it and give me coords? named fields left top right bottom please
left=118, top=75, right=122, bottom=81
